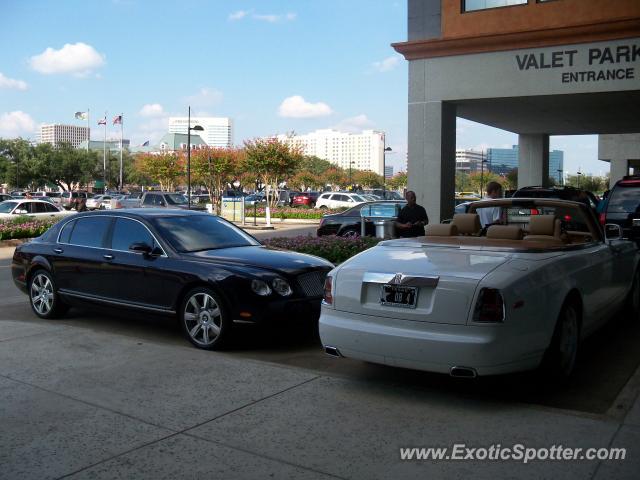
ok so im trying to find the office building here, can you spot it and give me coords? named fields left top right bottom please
left=384, top=165, right=394, bottom=179
left=168, top=117, right=233, bottom=148
left=39, top=124, right=90, bottom=148
left=455, top=149, right=485, bottom=174
left=487, top=145, right=564, bottom=179
left=77, top=139, right=131, bottom=153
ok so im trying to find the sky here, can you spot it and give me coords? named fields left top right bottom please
left=0, top=0, right=607, bottom=175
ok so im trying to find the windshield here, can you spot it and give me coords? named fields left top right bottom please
left=607, top=185, right=640, bottom=214
left=352, top=195, right=366, bottom=202
left=152, top=215, right=260, bottom=252
left=0, top=201, right=17, bottom=213
left=166, top=194, right=188, bottom=205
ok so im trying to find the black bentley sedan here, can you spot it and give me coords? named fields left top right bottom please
left=317, top=200, right=406, bottom=237
left=12, top=210, right=333, bottom=349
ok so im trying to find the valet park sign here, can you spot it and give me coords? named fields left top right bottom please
left=515, top=41, right=639, bottom=84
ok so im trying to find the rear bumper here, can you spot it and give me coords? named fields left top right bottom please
left=319, top=308, right=543, bottom=376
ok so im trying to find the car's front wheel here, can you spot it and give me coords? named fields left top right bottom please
left=542, top=301, right=580, bottom=380
left=29, top=270, right=68, bottom=319
left=179, top=287, right=231, bottom=349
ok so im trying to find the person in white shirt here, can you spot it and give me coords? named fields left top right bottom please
left=477, top=181, right=504, bottom=227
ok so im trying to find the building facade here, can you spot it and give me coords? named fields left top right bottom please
left=168, top=117, right=233, bottom=148
left=77, top=139, right=131, bottom=152
left=455, top=148, right=485, bottom=174
left=385, top=165, right=395, bottom=179
left=39, top=124, right=90, bottom=148
left=487, top=145, right=564, bottom=180
left=158, top=133, right=207, bottom=152
left=394, top=0, right=640, bottom=221
left=277, top=129, right=386, bottom=176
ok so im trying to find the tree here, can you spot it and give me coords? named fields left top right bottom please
left=468, top=171, right=504, bottom=196
left=505, top=168, right=518, bottom=190
left=33, top=143, right=98, bottom=191
left=455, top=172, right=471, bottom=192
left=321, top=167, right=347, bottom=191
left=244, top=138, right=302, bottom=208
left=299, top=155, right=334, bottom=177
left=0, top=138, right=40, bottom=189
left=388, top=171, right=408, bottom=191
left=352, top=170, right=383, bottom=189
left=565, top=174, right=606, bottom=192
left=190, top=147, right=243, bottom=213
left=135, top=152, right=184, bottom=192
left=289, top=171, right=322, bottom=191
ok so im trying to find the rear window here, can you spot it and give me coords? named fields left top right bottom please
left=68, top=217, right=112, bottom=248
left=607, top=185, right=640, bottom=214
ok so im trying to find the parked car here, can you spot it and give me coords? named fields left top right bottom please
left=107, top=193, right=142, bottom=209
left=363, top=189, right=404, bottom=200
left=0, top=193, right=13, bottom=203
left=315, top=192, right=368, bottom=209
left=513, top=186, right=599, bottom=210
left=86, top=195, right=113, bottom=210
left=59, top=191, right=92, bottom=210
left=599, top=175, right=640, bottom=238
left=12, top=210, right=333, bottom=349
left=292, top=192, right=320, bottom=208
left=320, top=198, right=640, bottom=379
left=0, top=199, right=69, bottom=219
left=317, top=200, right=406, bottom=237
left=140, top=192, right=206, bottom=210
left=244, top=193, right=266, bottom=206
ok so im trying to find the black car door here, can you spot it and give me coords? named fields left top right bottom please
left=53, top=216, right=113, bottom=298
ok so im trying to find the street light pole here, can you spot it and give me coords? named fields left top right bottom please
left=480, top=150, right=485, bottom=197
left=383, top=142, right=392, bottom=198
left=186, top=106, right=204, bottom=210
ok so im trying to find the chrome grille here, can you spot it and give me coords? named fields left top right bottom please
left=297, top=271, right=327, bottom=297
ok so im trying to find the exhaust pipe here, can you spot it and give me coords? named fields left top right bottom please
left=324, top=346, right=343, bottom=358
left=450, top=366, right=478, bottom=378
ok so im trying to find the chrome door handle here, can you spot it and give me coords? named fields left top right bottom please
left=53, top=248, right=63, bottom=254
left=103, top=254, right=114, bottom=260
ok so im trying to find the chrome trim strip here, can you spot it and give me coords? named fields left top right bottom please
left=58, top=289, right=175, bottom=314
left=363, top=272, right=439, bottom=287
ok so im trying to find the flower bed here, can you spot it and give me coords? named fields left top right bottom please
left=262, top=235, right=381, bottom=264
left=0, top=216, right=62, bottom=241
left=246, top=207, right=346, bottom=220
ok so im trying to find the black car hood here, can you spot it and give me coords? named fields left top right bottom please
left=186, top=246, right=333, bottom=274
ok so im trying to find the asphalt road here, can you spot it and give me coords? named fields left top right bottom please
left=1, top=240, right=639, bottom=416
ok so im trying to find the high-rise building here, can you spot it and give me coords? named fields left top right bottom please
left=39, top=124, right=90, bottom=148
left=277, top=129, right=385, bottom=176
left=487, top=145, right=564, bottom=179
left=168, top=117, right=233, bottom=148
left=384, top=165, right=394, bottom=179
left=455, top=149, right=485, bottom=174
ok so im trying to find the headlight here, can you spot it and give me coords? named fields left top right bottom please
left=251, top=279, right=272, bottom=296
left=272, top=277, right=292, bottom=296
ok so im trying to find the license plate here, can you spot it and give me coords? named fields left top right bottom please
left=380, top=285, right=418, bottom=308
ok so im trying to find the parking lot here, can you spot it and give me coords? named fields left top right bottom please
left=1, top=236, right=639, bottom=479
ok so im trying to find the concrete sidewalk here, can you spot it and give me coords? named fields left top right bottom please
left=0, top=310, right=638, bottom=479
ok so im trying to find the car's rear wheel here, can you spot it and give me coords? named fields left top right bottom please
left=541, top=301, right=580, bottom=380
left=319, top=205, right=328, bottom=210
left=339, top=228, right=360, bottom=238
left=180, top=287, right=231, bottom=350
left=29, top=270, right=68, bottom=319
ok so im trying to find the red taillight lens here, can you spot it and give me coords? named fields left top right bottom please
left=323, top=276, right=333, bottom=305
left=599, top=213, right=606, bottom=226
left=564, top=215, right=572, bottom=222
left=530, top=208, right=539, bottom=215
left=473, top=288, right=504, bottom=323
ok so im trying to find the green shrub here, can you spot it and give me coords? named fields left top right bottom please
left=262, top=235, right=381, bottom=264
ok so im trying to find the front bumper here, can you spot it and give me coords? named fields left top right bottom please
left=319, top=308, right=544, bottom=376
left=233, top=296, right=322, bottom=323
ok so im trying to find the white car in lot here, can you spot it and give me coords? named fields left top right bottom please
left=0, top=199, right=71, bottom=219
left=320, top=198, right=640, bottom=379
left=315, top=192, right=367, bottom=209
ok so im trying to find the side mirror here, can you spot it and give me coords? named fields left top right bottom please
left=604, top=224, right=623, bottom=241
left=129, top=242, right=153, bottom=254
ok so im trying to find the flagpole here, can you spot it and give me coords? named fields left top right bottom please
left=103, top=111, right=107, bottom=193
left=119, top=113, right=123, bottom=192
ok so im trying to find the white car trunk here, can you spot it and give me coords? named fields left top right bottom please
left=334, top=244, right=509, bottom=325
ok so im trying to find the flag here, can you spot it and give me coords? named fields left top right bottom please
left=142, top=140, right=149, bottom=147
left=112, top=115, right=122, bottom=125
left=75, top=111, right=87, bottom=120
left=97, top=118, right=106, bottom=125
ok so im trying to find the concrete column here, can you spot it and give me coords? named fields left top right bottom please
left=518, top=134, right=550, bottom=189
left=609, top=159, right=630, bottom=188
left=408, top=101, right=456, bottom=223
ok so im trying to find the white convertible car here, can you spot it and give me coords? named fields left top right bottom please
left=319, top=198, right=640, bottom=378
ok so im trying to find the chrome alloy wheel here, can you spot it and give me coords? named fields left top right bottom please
left=183, top=292, right=223, bottom=347
left=30, top=273, right=54, bottom=316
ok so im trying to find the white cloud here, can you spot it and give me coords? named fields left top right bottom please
left=332, top=114, right=375, bottom=133
left=29, top=42, right=106, bottom=76
left=372, top=56, right=401, bottom=73
left=185, top=87, right=223, bottom=108
left=0, top=111, right=36, bottom=138
left=0, top=73, right=28, bottom=90
left=228, top=9, right=251, bottom=21
left=253, top=12, right=296, bottom=22
left=132, top=116, right=170, bottom=146
left=278, top=95, right=332, bottom=118
left=139, top=103, right=165, bottom=117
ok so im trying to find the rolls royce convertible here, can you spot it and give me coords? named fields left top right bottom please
left=12, top=210, right=333, bottom=349
left=319, top=198, right=640, bottom=378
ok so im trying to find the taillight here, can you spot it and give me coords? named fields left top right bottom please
left=564, top=215, right=572, bottom=222
left=322, top=276, right=333, bottom=306
left=473, top=288, right=504, bottom=323
left=599, top=213, right=606, bottom=226
left=530, top=208, right=539, bottom=215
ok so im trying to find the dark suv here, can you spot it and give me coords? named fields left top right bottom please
left=600, top=175, right=640, bottom=239
left=512, top=186, right=599, bottom=210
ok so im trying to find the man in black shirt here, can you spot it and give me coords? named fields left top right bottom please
left=395, top=190, right=428, bottom=237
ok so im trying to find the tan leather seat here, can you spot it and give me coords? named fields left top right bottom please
left=452, top=213, right=481, bottom=236
left=425, top=223, right=458, bottom=236
left=523, top=215, right=565, bottom=244
left=486, top=225, right=523, bottom=240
